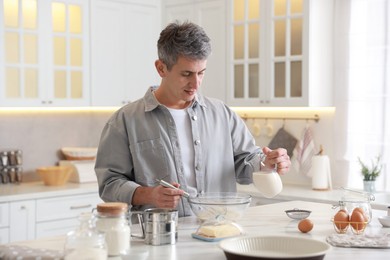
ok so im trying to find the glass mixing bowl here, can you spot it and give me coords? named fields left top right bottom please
left=188, top=192, right=252, bottom=241
left=188, top=192, right=252, bottom=222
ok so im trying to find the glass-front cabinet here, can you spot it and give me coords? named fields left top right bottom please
left=0, top=0, right=89, bottom=107
left=228, top=0, right=333, bottom=107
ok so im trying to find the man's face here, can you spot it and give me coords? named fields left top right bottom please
left=161, top=56, right=207, bottom=104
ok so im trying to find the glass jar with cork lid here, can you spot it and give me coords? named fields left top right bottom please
left=94, top=202, right=131, bottom=256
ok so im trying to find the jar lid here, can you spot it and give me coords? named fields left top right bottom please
left=97, top=202, right=128, bottom=216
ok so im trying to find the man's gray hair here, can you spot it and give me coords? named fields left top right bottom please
left=157, top=21, right=211, bottom=70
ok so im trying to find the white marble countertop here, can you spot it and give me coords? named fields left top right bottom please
left=237, top=183, right=390, bottom=211
left=5, top=200, right=390, bottom=260
left=1, top=181, right=388, bottom=211
left=0, top=182, right=99, bottom=203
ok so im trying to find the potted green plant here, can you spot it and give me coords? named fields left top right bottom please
left=358, top=155, right=382, bottom=192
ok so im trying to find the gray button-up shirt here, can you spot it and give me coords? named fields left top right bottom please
left=95, top=87, right=262, bottom=217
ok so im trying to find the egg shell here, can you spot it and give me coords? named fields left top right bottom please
left=350, top=210, right=366, bottom=231
left=298, top=219, right=314, bottom=233
left=334, top=210, right=349, bottom=230
left=352, top=207, right=368, bottom=221
left=339, top=208, right=349, bottom=214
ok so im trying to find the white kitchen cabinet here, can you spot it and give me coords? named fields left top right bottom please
left=0, top=0, right=90, bottom=107
left=0, top=202, right=9, bottom=244
left=1, top=185, right=102, bottom=242
left=162, top=0, right=227, bottom=103
left=90, top=0, right=161, bottom=106
left=36, top=218, right=79, bottom=239
left=227, top=0, right=333, bottom=107
left=0, top=228, right=9, bottom=244
left=9, top=200, right=36, bottom=242
left=35, top=193, right=102, bottom=238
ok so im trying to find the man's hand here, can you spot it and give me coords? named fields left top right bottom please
left=132, top=182, right=184, bottom=209
left=262, top=147, right=291, bottom=175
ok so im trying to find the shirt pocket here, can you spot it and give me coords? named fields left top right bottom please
left=129, top=138, right=169, bottom=185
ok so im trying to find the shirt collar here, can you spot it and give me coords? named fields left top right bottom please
left=143, top=86, right=207, bottom=112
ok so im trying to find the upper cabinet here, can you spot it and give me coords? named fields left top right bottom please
left=1, top=0, right=333, bottom=108
left=90, top=0, right=161, bottom=106
left=162, top=0, right=227, bottom=103
left=227, top=0, right=334, bottom=107
left=0, top=0, right=90, bottom=107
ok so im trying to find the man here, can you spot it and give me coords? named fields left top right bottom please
left=95, top=21, right=291, bottom=217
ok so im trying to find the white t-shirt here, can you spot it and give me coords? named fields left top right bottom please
left=166, top=107, right=197, bottom=192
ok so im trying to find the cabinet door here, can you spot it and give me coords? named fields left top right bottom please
left=194, top=0, right=226, bottom=103
left=9, top=200, right=36, bottom=242
left=0, top=228, right=9, bottom=244
left=90, top=0, right=127, bottom=106
left=36, top=218, right=78, bottom=239
left=163, top=0, right=227, bottom=103
left=228, top=0, right=333, bottom=107
left=0, top=202, right=9, bottom=244
left=91, top=0, right=160, bottom=106
left=0, top=0, right=42, bottom=106
left=163, top=2, right=194, bottom=22
left=36, top=193, right=101, bottom=222
left=0, top=202, right=8, bottom=228
left=47, top=0, right=90, bottom=106
left=0, top=0, right=90, bottom=107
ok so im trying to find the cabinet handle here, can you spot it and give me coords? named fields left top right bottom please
left=20, top=205, right=26, bottom=210
left=70, top=204, right=92, bottom=210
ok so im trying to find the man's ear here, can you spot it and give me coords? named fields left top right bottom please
left=155, top=60, right=166, bottom=77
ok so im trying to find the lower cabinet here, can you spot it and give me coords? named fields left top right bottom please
left=9, top=200, right=36, bottom=242
left=35, top=193, right=103, bottom=239
left=36, top=218, right=79, bottom=239
left=0, top=228, right=9, bottom=244
left=2, top=192, right=103, bottom=243
left=0, top=202, right=9, bottom=244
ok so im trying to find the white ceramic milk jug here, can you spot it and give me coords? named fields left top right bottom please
left=252, top=169, right=283, bottom=198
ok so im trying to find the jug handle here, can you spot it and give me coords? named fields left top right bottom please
left=129, top=210, right=146, bottom=239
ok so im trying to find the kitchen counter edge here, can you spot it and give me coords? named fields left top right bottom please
left=0, top=182, right=99, bottom=202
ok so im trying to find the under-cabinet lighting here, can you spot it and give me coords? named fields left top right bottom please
left=232, top=107, right=335, bottom=122
left=0, top=107, right=120, bottom=113
left=0, top=106, right=335, bottom=116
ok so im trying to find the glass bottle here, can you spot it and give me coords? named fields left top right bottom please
left=64, top=212, right=107, bottom=260
left=95, top=202, right=131, bottom=256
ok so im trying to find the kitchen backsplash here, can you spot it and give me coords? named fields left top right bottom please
left=0, top=108, right=338, bottom=186
left=0, top=110, right=112, bottom=182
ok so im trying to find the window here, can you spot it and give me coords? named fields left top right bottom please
left=334, top=0, right=389, bottom=191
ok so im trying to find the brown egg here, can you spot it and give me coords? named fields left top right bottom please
left=352, top=207, right=368, bottom=221
left=333, top=210, right=349, bottom=230
left=298, top=219, right=314, bottom=233
left=350, top=210, right=366, bottom=231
